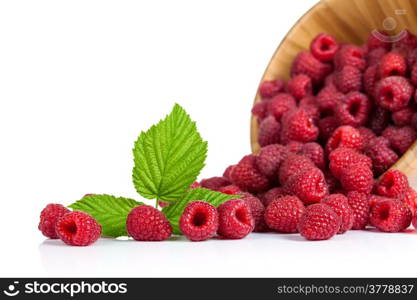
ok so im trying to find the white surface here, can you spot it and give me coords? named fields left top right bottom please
left=0, top=0, right=416, bottom=278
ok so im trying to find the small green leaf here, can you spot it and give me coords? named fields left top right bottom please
left=162, top=188, right=240, bottom=234
left=132, top=104, right=208, bottom=202
left=68, top=194, right=142, bottom=238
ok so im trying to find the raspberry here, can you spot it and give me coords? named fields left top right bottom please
left=298, top=203, right=341, bottom=241
left=365, top=136, right=398, bottom=175
left=300, top=142, right=325, bottom=169
left=179, top=201, right=218, bottom=241
left=223, top=165, right=236, bottom=180
left=217, top=199, right=254, bottom=239
left=393, top=30, right=417, bottom=51
left=366, top=48, right=388, bottom=67
left=370, top=199, right=412, bottom=232
left=335, top=92, right=371, bottom=127
left=261, top=187, right=288, bottom=207
left=329, top=147, right=372, bottom=179
left=278, top=153, right=315, bottom=185
left=318, top=116, right=339, bottom=141
left=291, top=51, right=332, bottom=85
left=251, top=101, right=268, bottom=121
left=242, top=194, right=267, bottom=232
left=158, top=201, right=170, bottom=208
left=257, top=116, right=281, bottom=147
left=285, top=141, right=304, bottom=153
left=334, top=65, right=362, bottom=93
left=347, top=191, right=371, bottom=230
left=392, top=107, right=414, bottom=126
left=414, top=211, right=417, bottom=229
left=264, top=196, right=306, bottom=233
left=407, top=48, right=417, bottom=69
left=200, top=176, right=231, bottom=191
left=322, top=194, right=354, bottom=233
left=287, top=74, right=312, bottom=100
left=267, top=93, right=297, bottom=120
left=378, top=52, right=407, bottom=78
left=339, top=163, right=374, bottom=194
left=230, top=155, right=269, bottom=193
left=259, top=79, right=285, bottom=99
left=374, top=76, right=413, bottom=112
left=363, top=65, right=379, bottom=96
left=38, top=204, right=70, bottom=239
left=255, top=144, right=287, bottom=178
left=375, top=169, right=409, bottom=200
left=382, top=125, right=417, bottom=155
left=218, top=185, right=243, bottom=195
left=316, top=85, right=344, bottom=114
left=284, top=167, right=328, bottom=205
left=280, top=109, right=319, bottom=144
left=401, top=187, right=417, bottom=214
left=368, top=107, right=390, bottom=135
left=325, top=125, right=364, bottom=153
left=334, top=45, right=366, bottom=71
left=357, top=126, right=376, bottom=147
left=310, top=33, right=339, bottom=62
left=366, top=32, right=391, bottom=51
left=55, top=211, right=101, bottom=246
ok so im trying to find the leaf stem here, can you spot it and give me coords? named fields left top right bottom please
left=155, top=198, right=159, bottom=209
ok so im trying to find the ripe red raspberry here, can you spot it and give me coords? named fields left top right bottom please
left=322, top=194, right=354, bottom=233
left=335, top=92, right=371, bottom=127
left=55, top=211, right=101, bottom=246
left=300, top=142, right=325, bottom=169
left=200, top=176, right=231, bottom=191
left=261, top=187, right=288, bottom=207
left=280, top=109, right=319, bottom=144
left=287, top=74, right=312, bottom=100
left=382, top=125, right=417, bottom=155
left=393, top=30, right=417, bottom=51
left=223, top=165, right=236, bottom=181
left=284, top=167, right=328, bottom=205
left=370, top=199, right=412, bottom=232
left=257, top=116, right=281, bottom=147
left=365, top=137, right=398, bottom=176
left=334, top=65, right=362, bottom=93
left=318, top=116, right=339, bottom=141
left=366, top=48, right=388, bottom=67
left=366, top=32, right=391, bottom=51
left=179, top=201, right=218, bottom=241
left=401, top=187, right=417, bottom=215
left=264, top=196, right=306, bottom=233
left=38, top=204, right=70, bottom=239
left=259, top=79, right=285, bottom=99
left=285, top=141, right=304, bottom=153
left=158, top=201, right=170, bottom=208
left=334, top=45, right=366, bottom=71
left=375, top=169, right=409, bottom=200
left=278, top=153, right=315, bottom=185
left=242, top=194, right=267, bottom=232
left=369, top=107, right=390, bottom=135
left=218, top=185, right=243, bottom=195
left=347, top=191, right=371, bottom=230
left=298, top=203, right=341, bottom=241
left=357, top=126, right=376, bottom=147
left=316, top=84, right=344, bottom=114
left=255, top=144, right=287, bottom=178
left=392, top=107, right=414, bottom=126
left=230, top=155, right=269, bottom=193
left=251, top=101, right=268, bottom=121
left=310, top=33, right=339, bottom=62
left=407, top=48, right=417, bottom=68
left=329, top=147, right=372, bottom=179
left=374, top=76, right=413, bottom=112
left=378, top=52, right=407, bottom=78
left=339, top=163, right=374, bottom=194
left=217, top=199, right=254, bottom=239
left=126, top=205, right=172, bottom=241
left=325, top=125, right=364, bottom=153
left=363, top=65, right=379, bottom=96
left=291, top=51, right=332, bottom=85
left=267, top=93, right=297, bottom=120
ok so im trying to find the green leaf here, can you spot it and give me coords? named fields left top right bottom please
left=162, top=188, right=240, bottom=234
left=68, top=194, right=142, bottom=238
left=132, top=104, right=208, bottom=202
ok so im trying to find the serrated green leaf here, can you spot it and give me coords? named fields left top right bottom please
left=68, top=194, right=143, bottom=238
left=162, top=188, right=240, bottom=234
left=132, top=104, right=208, bottom=202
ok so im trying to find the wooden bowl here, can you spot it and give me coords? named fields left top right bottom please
left=250, top=0, right=417, bottom=187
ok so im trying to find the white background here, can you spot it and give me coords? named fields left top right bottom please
left=0, top=0, right=416, bottom=277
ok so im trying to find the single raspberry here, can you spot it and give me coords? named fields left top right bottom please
left=38, top=204, right=70, bottom=239
left=264, top=196, right=306, bottom=233
left=366, top=47, right=388, bottom=66
left=401, top=187, right=417, bottom=214
left=318, top=116, right=339, bottom=141
left=218, top=185, right=243, bottom=195
left=200, top=176, right=231, bottom=191
left=257, top=116, right=281, bottom=147
left=382, top=125, right=417, bottom=155
left=267, top=93, right=297, bottom=120
left=363, top=65, right=379, bottom=96
left=357, top=126, right=376, bottom=147
left=280, top=109, right=319, bottom=144
left=230, top=155, right=269, bottom=193
left=242, top=194, right=267, bottom=232
left=287, top=74, right=312, bottom=100
left=251, top=101, right=268, bottom=121
left=368, top=107, right=390, bottom=135
left=392, top=107, right=414, bottom=126
left=347, top=191, right=371, bottom=230
left=339, top=163, right=374, bottom=194
left=55, top=211, right=101, bottom=246
left=325, top=125, right=364, bottom=153
left=217, top=199, right=254, bottom=239
left=370, top=199, right=412, bottom=232
left=366, top=32, right=391, bottom=51
left=329, top=147, right=372, bottom=179
left=291, top=51, right=332, bottom=85
left=374, top=76, right=413, bottom=112
left=407, top=48, right=417, bottom=69
left=261, top=187, right=288, bottom=207
left=259, top=79, right=285, bottom=99
left=298, top=203, right=341, bottom=241
left=378, top=52, right=407, bottom=78
left=179, top=201, right=218, bottom=241
left=324, top=171, right=341, bottom=193
left=284, top=167, right=328, bottom=205
left=322, top=194, right=354, bottom=233
left=310, top=33, right=339, bottom=62
left=300, top=142, right=325, bottom=169
left=335, top=92, right=371, bottom=127
left=334, top=65, right=362, bottom=93
left=255, top=144, right=287, bottom=178
left=278, top=153, right=315, bottom=185
left=393, top=30, right=417, bottom=51
left=316, top=85, right=344, bottom=114
left=285, top=141, right=304, bottom=153
left=223, top=165, right=236, bottom=181
left=334, top=45, right=366, bottom=71
left=375, top=169, right=409, bottom=200
left=158, top=201, right=170, bottom=208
